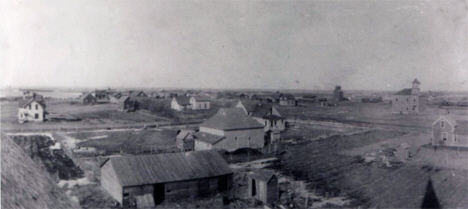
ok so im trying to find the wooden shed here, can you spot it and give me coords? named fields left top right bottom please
left=248, top=170, right=279, bottom=205
left=100, top=150, right=233, bottom=208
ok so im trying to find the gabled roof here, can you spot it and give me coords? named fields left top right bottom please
left=191, top=96, right=211, bottom=102
left=177, top=130, right=195, bottom=141
left=18, top=98, right=46, bottom=108
left=250, top=104, right=281, bottom=118
left=249, top=170, right=276, bottom=182
left=200, top=108, right=264, bottom=131
left=193, top=132, right=226, bottom=145
left=280, top=94, right=295, bottom=100
left=237, top=100, right=261, bottom=114
left=129, top=91, right=147, bottom=97
left=394, top=88, right=413, bottom=96
left=174, top=97, right=191, bottom=105
left=412, top=78, right=420, bottom=84
left=118, top=96, right=131, bottom=103
left=433, top=115, right=458, bottom=127
left=111, top=92, right=122, bottom=98
left=79, top=93, right=95, bottom=100
left=101, top=150, right=232, bottom=187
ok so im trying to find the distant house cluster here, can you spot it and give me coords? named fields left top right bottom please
left=392, top=79, right=427, bottom=114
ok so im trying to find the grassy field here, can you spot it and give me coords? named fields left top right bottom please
left=277, top=101, right=468, bottom=133
left=69, top=129, right=178, bottom=155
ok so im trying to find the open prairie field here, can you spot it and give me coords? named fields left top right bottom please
left=277, top=101, right=468, bottom=133
left=68, top=129, right=178, bottom=155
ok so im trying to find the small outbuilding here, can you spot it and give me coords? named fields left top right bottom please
left=100, top=150, right=233, bottom=208
left=176, top=130, right=195, bottom=151
left=248, top=170, right=279, bottom=205
left=117, top=96, right=135, bottom=112
left=79, top=93, right=96, bottom=105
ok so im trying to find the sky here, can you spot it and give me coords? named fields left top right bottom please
left=1, top=0, right=467, bottom=91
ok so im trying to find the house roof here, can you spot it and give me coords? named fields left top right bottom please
left=78, top=93, right=94, bottom=100
left=102, top=150, right=232, bottom=187
left=251, top=104, right=275, bottom=118
left=237, top=100, right=261, bottom=114
left=118, top=96, right=130, bottom=103
left=111, top=92, right=122, bottom=98
left=280, top=94, right=295, bottom=100
left=201, top=108, right=264, bottom=130
left=177, top=130, right=195, bottom=141
left=249, top=169, right=276, bottom=182
left=18, top=98, right=46, bottom=108
left=263, top=114, right=285, bottom=120
left=129, top=91, right=146, bottom=97
left=394, top=88, right=413, bottom=96
left=174, top=97, right=191, bottom=105
left=191, top=96, right=211, bottom=102
left=412, top=78, right=420, bottom=84
left=433, top=115, right=458, bottom=127
left=193, top=132, right=226, bottom=145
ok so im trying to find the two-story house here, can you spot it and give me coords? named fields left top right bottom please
left=18, top=98, right=47, bottom=123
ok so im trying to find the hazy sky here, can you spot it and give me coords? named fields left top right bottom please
left=1, top=0, right=467, bottom=91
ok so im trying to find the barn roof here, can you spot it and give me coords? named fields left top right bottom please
left=174, top=97, right=191, bottom=105
left=249, top=170, right=276, bottom=182
left=394, top=88, right=413, bottom=96
left=103, top=150, right=233, bottom=187
left=193, top=132, right=225, bottom=145
left=200, top=108, right=264, bottom=130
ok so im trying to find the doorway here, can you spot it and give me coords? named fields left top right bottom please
left=251, top=179, right=257, bottom=196
left=153, top=184, right=165, bottom=204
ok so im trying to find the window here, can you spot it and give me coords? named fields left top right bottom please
left=406, top=98, right=409, bottom=102
left=396, top=98, right=398, bottom=102
left=34, top=113, right=39, bottom=119
left=441, top=121, right=445, bottom=128
left=205, top=103, right=207, bottom=108
left=414, top=98, right=416, bottom=102
left=35, top=104, right=38, bottom=110
left=248, top=137, right=251, bottom=140
left=265, top=121, right=267, bottom=126
left=28, top=105, right=31, bottom=110
left=442, top=132, right=448, bottom=141
left=235, top=137, right=238, bottom=140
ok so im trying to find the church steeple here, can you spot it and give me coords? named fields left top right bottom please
left=412, top=78, right=420, bottom=95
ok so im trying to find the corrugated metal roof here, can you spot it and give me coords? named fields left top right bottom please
left=105, top=150, right=233, bottom=187
left=201, top=108, right=264, bottom=130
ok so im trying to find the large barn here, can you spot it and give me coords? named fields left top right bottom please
left=100, top=150, right=233, bottom=208
left=194, top=108, right=264, bottom=151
